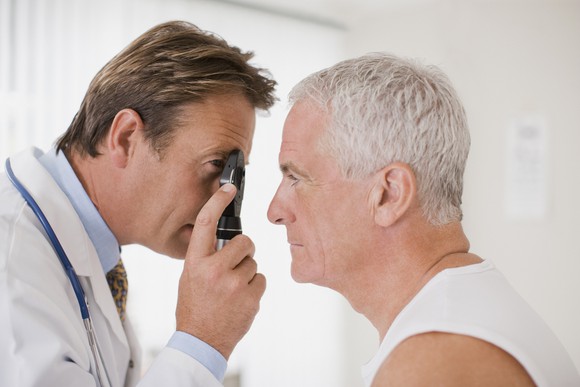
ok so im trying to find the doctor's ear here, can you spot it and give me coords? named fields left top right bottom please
left=371, top=162, right=417, bottom=227
left=106, top=109, right=145, bottom=168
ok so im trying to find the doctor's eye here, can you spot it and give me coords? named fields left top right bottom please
left=209, top=159, right=226, bottom=169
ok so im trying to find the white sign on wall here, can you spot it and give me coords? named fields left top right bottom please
left=504, top=115, right=548, bottom=220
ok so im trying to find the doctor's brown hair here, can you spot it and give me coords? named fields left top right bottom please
left=57, top=20, right=277, bottom=157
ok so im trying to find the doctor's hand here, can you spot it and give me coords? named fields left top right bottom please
left=176, top=183, right=266, bottom=360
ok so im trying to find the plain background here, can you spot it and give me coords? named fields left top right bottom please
left=1, top=0, right=578, bottom=386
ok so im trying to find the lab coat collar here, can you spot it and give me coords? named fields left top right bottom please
left=39, top=148, right=121, bottom=273
left=9, top=148, right=95, bottom=276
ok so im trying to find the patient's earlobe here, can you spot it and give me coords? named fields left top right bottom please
left=373, top=163, right=417, bottom=227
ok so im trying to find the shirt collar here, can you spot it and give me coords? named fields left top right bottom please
left=38, top=148, right=120, bottom=273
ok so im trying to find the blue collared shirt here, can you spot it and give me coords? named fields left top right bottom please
left=38, top=148, right=226, bottom=382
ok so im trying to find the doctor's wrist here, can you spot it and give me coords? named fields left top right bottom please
left=167, top=331, right=227, bottom=382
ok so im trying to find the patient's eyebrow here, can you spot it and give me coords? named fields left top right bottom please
left=280, top=161, right=310, bottom=179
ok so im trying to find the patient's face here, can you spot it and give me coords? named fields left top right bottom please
left=268, top=100, right=375, bottom=288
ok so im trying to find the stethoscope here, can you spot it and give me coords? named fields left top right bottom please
left=5, top=158, right=112, bottom=387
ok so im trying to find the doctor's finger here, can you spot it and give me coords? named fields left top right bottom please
left=233, top=255, right=258, bottom=279
left=221, top=235, right=256, bottom=270
left=187, top=183, right=236, bottom=260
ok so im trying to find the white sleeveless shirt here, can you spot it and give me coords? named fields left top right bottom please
left=361, top=260, right=580, bottom=386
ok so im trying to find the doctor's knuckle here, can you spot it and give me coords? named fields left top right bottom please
left=195, top=208, right=213, bottom=227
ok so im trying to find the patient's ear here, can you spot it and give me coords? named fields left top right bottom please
left=106, top=109, right=144, bottom=168
left=371, top=162, right=417, bottom=227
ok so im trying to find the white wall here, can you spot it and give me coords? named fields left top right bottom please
left=345, top=0, right=580, bottom=372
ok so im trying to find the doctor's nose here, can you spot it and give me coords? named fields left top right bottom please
left=267, top=185, right=293, bottom=225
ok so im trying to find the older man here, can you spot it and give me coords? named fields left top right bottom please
left=268, top=53, right=579, bottom=386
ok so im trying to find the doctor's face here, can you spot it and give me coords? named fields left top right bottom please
left=127, top=94, right=255, bottom=258
left=267, top=100, right=375, bottom=287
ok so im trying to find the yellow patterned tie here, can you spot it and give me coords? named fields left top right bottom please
left=106, top=258, right=128, bottom=322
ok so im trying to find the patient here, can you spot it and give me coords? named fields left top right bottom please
left=268, top=52, right=580, bottom=386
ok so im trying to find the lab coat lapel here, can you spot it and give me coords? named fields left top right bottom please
left=9, top=148, right=129, bottom=348
left=86, top=248, right=130, bottom=349
left=123, top=315, right=143, bottom=385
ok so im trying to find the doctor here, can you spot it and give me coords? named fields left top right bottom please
left=0, top=21, right=275, bottom=386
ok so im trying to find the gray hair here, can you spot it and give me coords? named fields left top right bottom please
left=289, top=53, right=470, bottom=226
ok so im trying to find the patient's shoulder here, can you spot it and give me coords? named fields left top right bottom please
left=371, top=332, right=535, bottom=387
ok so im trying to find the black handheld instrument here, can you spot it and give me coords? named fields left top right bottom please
left=216, top=150, right=245, bottom=250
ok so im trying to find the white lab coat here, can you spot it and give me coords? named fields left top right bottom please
left=0, top=148, right=222, bottom=387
